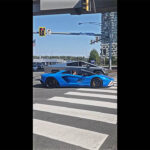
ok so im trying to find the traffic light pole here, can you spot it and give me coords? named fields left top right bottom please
left=108, top=13, right=112, bottom=70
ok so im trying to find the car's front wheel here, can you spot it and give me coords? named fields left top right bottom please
left=45, top=78, right=60, bottom=88
left=91, top=78, right=103, bottom=88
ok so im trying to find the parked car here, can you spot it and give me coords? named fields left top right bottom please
left=44, top=61, right=109, bottom=75
left=37, top=63, right=44, bottom=70
left=40, top=69, right=114, bottom=88
left=33, top=64, right=38, bottom=71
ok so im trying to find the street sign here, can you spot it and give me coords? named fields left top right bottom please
left=47, top=29, right=52, bottom=35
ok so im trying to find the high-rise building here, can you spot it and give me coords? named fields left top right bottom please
left=100, top=12, right=117, bottom=58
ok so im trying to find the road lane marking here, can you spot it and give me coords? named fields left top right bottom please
left=77, top=88, right=117, bottom=94
left=109, top=86, right=117, bottom=89
left=33, top=119, right=108, bottom=150
left=33, top=104, right=117, bottom=124
left=65, top=92, right=117, bottom=100
left=48, top=96, right=117, bottom=109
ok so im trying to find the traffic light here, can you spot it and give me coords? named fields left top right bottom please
left=90, top=40, right=93, bottom=44
left=96, top=36, right=100, bottom=42
left=82, top=0, right=89, bottom=11
left=90, top=40, right=95, bottom=44
left=39, top=27, right=46, bottom=36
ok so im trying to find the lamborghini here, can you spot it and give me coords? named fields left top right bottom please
left=40, top=69, right=114, bottom=88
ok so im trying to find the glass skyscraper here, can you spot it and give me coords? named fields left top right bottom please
left=100, top=12, right=117, bottom=57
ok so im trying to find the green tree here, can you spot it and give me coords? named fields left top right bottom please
left=89, top=49, right=100, bottom=65
left=33, top=56, right=40, bottom=59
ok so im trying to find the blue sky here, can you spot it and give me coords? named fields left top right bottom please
left=33, top=13, right=101, bottom=57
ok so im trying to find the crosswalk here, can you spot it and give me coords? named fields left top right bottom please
left=77, top=88, right=117, bottom=94
left=48, top=97, right=117, bottom=109
left=65, top=91, right=117, bottom=99
left=33, top=82, right=117, bottom=150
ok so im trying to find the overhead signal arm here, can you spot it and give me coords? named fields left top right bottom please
left=33, top=29, right=101, bottom=37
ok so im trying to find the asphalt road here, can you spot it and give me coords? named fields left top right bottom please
left=33, top=72, right=117, bottom=150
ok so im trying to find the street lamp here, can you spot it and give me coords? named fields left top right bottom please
left=78, top=21, right=106, bottom=67
left=78, top=14, right=116, bottom=70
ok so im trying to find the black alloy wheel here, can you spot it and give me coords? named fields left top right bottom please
left=91, top=78, right=102, bottom=88
left=46, top=78, right=59, bottom=88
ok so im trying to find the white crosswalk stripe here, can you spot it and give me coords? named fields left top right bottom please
left=65, top=91, right=117, bottom=99
left=33, top=119, right=108, bottom=150
left=33, top=104, right=117, bottom=124
left=113, top=81, right=117, bottom=86
left=48, top=96, right=117, bottom=109
left=77, top=88, right=117, bottom=94
left=109, top=86, right=117, bottom=89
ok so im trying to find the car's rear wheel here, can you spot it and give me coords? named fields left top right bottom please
left=91, top=78, right=102, bottom=88
left=45, top=78, right=60, bottom=88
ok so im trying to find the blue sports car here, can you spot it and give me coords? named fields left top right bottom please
left=40, top=69, right=114, bottom=88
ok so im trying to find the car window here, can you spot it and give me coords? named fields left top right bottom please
left=80, top=71, right=94, bottom=76
left=51, top=69, right=59, bottom=73
left=67, top=62, right=79, bottom=66
left=79, top=62, right=86, bottom=67
left=62, top=70, right=72, bottom=74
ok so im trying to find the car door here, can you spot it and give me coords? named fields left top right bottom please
left=61, top=74, right=85, bottom=86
